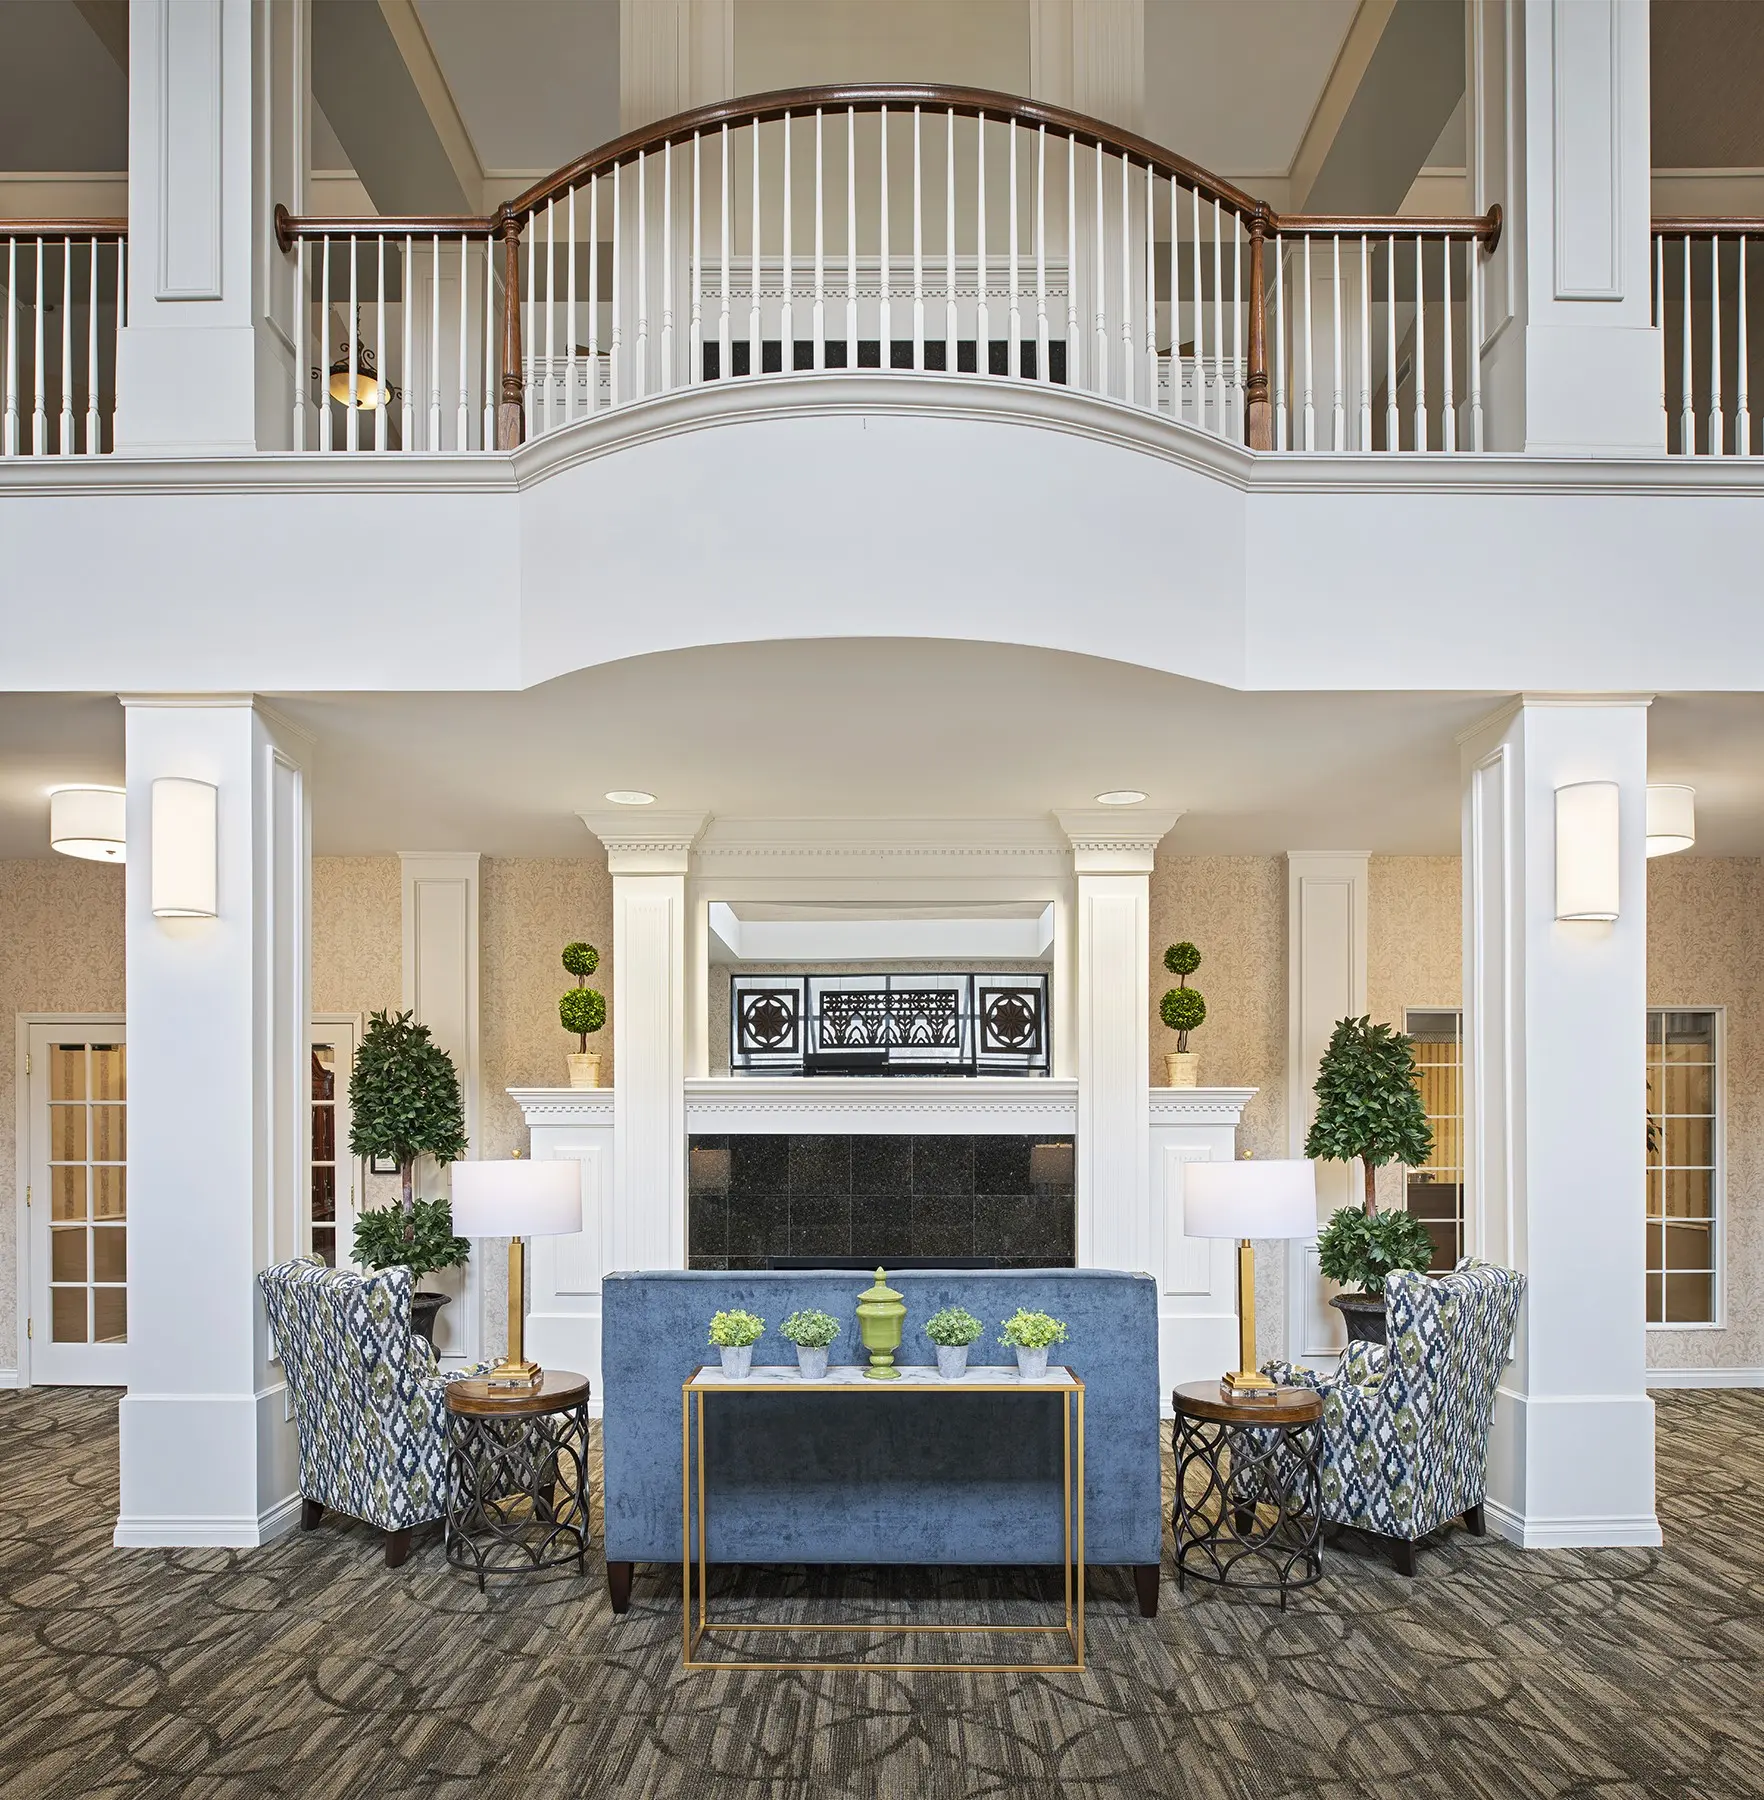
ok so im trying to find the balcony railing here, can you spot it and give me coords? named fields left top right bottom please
left=274, top=83, right=1501, bottom=457
left=1, top=222, right=126, bottom=457
left=1653, top=219, right=1764, bottom=456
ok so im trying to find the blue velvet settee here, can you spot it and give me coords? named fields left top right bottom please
left=601, top=1268, right=1164, bottom=1616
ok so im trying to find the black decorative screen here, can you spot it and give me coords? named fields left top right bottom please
left=731, top=973, right=1050, bottom=1076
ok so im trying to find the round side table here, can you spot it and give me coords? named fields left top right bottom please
left=1171, top=1380, right=1323, bottom=1610
left=445, top=1369, right=592, bottom=1590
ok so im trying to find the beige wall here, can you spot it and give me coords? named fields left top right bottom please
left=0, top=858, right=127, bottom=1369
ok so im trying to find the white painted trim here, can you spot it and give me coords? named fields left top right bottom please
left=681, top=1075, right=1080, bottom=1135
left=0, top=1369, right=20, bottom=1388
left=1483, top=1496, right=1663, bottom=1549
left=155, top=0, right=226, bottom=302
left=1645, top=1367, right=1764, bottom=1389
left=509, top=1088, right=618, bottom=1121
left=1148, top=1087, right=1257, bottom=1124
left=114, top=1488, right=303, bottom=1550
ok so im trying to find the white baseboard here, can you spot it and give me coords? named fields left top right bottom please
left=0, top=1369, right=20, bottom=1389
left=1646, top=1367, right=1764, bottom=1389
left=115, top=1490, right=303, bottom=1550
left=1484, top=1497, right=1663, bottom=1549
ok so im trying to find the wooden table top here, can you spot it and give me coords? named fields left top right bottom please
left=1171, top=1379, right=1323, bottom=1426
left=447, top=1369, right=591, bottom=1416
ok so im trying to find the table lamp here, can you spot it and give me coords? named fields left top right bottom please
left=1184, top=1158, right=1317, bottom=1396
left=450, top=1156, right=582, bottom=1387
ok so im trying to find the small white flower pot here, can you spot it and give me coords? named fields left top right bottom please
left=795, top=1344, right=830, bottom=1379
left=567, top=1051, right=601, bottom=1089
left=1015, top=1345, right=1051, bottom=1381
left=935, top=1343, right=971, bottom=1378
left=1166, top=1051, right=1199, bottom=1088
left=719, top=1343, right=754, bottom=1378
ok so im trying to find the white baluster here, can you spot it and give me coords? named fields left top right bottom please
left=1190, top=186, right=1202, bottom=425
left=1301, top=234, right=1314, bottom=452
left=612, top=161, right=623, bottom=405
left=1330, top=233, right=1343, bottom=452
left=719, top=126, right=732, bottom=380
left=846, top=108, right=857, bottom=362
left=814, top=111, right=826, bottom=371
left=1739, top=235, right=1750, bottom=455
left=523, top=219, right=534, bottom=439
left=1412, top=235, right=1426, bottom=451
left=31, top=234, right=44, bottom=454
left=879, top=107, right=891, bottom=360
left=1231, top=210, right=1243, bottom=435
left=545, top=197, right=556, bottom=434
left=1681, top=235, right=1693, bottom=454
left=1066, top=133, right=1078, bottom=385
left=291, top=234, right=306, bottom=451
left=1358, top=234, right=1372, bottom=450
left=2, top=237, right=17, bottom=456
left=1167, top=175, right=1180, bottom=419
left=85, top=235, right=99, bottom=453
left=1385, top=234, right=1398, bottom=451
left=431, top=232, right=443, bottom=450
left=1008, top=120, right=1020, bottom=379
left=748, top=126, right=760, bottom=376
left=1656, top=231, right=1667, bottom=450
left=1120, top=154, right=1133, bottom=408
left=1274, top=232, right=1287, bottom=448
left=399, top=234, right=411, bottom=452
left=691, top=140, right=703, bottom=385
left=1710, top=233, right=1724, bottom=455
left=912, top=106, right=924, bottom=370
left=976, top=113, right=989, bottom=364
left=946, top=108, right=958, bottom=371
left=1211, top=199, right=1224, bottom=436
left=346, top=233, right=358, bottom=453
left=456, top=233, right=469, bottom=448
left=663, top=143, right=676, bottom=389
left=1469, top=227, right=1483, bottom=451
left=638, top=149, right=650, bottom=397
left=567, top=185, right=578, bottom=422
left=483, top=234, right=496, bottom=447
left=1093, top=143, right=1106, bottom=393
left=590, top=174, right=601, bottom=408
left=1441, top=232, right=1455, bottom=452
left=1143, top=162, right=1156, bottom=408
left=112, top=236, right=124, bottom=450
left=58, top=237, right=72, bottom=454
left=780, top=116, right=793, bottom=372
left=375, top=233, right=386, bottom=451
left=319, top=234, right=331, bottom=452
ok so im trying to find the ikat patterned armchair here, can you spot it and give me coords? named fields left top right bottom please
left=259, top=1256, right=478, bottom=1567
left=1263, top=1258, right=1525, bottom=1575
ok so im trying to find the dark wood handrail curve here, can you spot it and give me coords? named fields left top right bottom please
left=0, top=219, right=128, bottom=238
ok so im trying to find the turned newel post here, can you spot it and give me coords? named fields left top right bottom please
left=497, top=209, right=525, bottom=450
left=1244, top=208, right=1272, bottom=451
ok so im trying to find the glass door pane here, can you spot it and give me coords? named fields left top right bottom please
left=39, top=1037, right=127, bottom=1373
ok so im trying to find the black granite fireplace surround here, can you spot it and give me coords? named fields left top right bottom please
left=687, top=1135, right=1076, bottom=1270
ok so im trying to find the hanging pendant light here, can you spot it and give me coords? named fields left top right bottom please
left=49, top=786, right=126, bottom=862
left=326, top=336, right=389, bottom=411
left=1646, top=784, right=1696, bottom=857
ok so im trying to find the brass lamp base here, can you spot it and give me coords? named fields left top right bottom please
left=1221, top=1368, right=1278, bottom=1395
left=486, top=1238, right=544, bottom=1387
left=482, top=1358, right=542, bottom=1388
left=1220, top=1239, right=1280, bottom=1397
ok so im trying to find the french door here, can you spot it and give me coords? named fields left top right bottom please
left=309, top=1017, right=361, bottom=1268
left=27, top=1021, right=128, bottom=1385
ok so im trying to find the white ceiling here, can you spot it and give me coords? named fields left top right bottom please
left=3, top=649, right=1763, bottom=861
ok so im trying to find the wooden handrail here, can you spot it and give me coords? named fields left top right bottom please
left=1275, top=205, right=1502, bottom=251
left=273, top=203, right=493, bottom=251
left=0, top=219, right=127, bottom=237
left=1653, top=216, right=1764, bottom=235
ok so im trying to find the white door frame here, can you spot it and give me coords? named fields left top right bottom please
left=14, top=1013, right=128, bottom=1388
left=310, top=1014, right=364, bottom=1268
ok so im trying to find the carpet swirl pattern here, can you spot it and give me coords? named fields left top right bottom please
left=0, top=1387, right=1759, bottom=1798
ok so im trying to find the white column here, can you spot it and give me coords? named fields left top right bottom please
left=399, top=851, right=481, bottom=1367
left=580, top=812, right=707, bottom=1273
left=1030, top=0, right=1146, bottom=127
left=116, top=696, right=311, bottom=1546
left=1283, top=853, right=1369, bottom=1365
left=619, top=0, right=732, bottom=130
left=1057, top=809, right=1177, bottom=1272
left=1461, top=695, right=1658, bottom=1547
left=1470, top=0, right=1660, bottom=453
left=118, top=0, right=308, bottom=453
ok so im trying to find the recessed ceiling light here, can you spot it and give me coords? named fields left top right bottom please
left=604, top=790, right=656, bottom=806
left=1094, top=789, right=1148, bottom=806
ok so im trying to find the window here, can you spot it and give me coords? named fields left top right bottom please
left=1404, top=1009, right=1463, bottom=1272
left=309, top=1018, right=360, bottom=1268
left=1647, top=1009, right=1721, bottom=1326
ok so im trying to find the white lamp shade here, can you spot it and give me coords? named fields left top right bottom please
left=151, top=777, right=217, bottom=918
left=1555, top=780, right=1620, bottom=922
left=1646, top=784, right=1695, bottom=857
left=49, top=786, right=125, bottom=862
left=450, top=1158, right=582, bottom=1238
left=1184, top=1159, right=1318, bottom=1240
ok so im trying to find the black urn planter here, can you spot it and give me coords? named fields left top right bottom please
left=410, top=1291, right=451, bottom=1348
left=1330, top=1291, right=1387, bottom=1346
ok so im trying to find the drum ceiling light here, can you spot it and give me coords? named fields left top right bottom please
left=1645, top=784, right=1695, bottom=857
left=49, top=786, right=125, bottom=862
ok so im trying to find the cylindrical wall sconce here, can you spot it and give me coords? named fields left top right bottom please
left=151, top=778, right=218, bottom=918
left=1555, top=780, right=1621, bottom=922
left=1646, top=784, right=1696, bottom=857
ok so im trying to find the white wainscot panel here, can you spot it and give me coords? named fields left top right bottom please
left=1148, top=1089, right=1255, bottom=1406
left=512, top=1089, right=616, bottom=1404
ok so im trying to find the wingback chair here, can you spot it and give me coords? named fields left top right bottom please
left=259, top=1255, right=474, bottom=1567
left=1264, top=1258, right=1526, bottom=1575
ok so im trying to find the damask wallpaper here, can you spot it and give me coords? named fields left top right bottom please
left=0, top=858, right=126, bottom=1369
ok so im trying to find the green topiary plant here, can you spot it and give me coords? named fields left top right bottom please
left=780, top=1309, right=841, bottom=1349
left=998, top=1309, right=1069, bottom=1350
left=347, top=1008, right=468, bottom=1223
left=925, top=1305, right=984, bottom=1348
left=352, top=1196, right=471, bottom=1281
left=708, top=1309, right=765, bottom=1348
left=559, top=942, right=606, bottom=1051
left=1160, top=942, right=1206, bottom=1051
left=1303, top=1015, right=1435, bottom=1217
left=1316, top=1204, right=1436, bottom=1296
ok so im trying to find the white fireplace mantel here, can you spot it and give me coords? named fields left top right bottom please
left=683, top=1075, right=1079, bottom=1135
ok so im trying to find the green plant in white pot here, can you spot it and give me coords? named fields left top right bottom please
left=780, top=1308, right=840, bottom=1379
left=925, top=1305, right=984, bottom=1378
left=707, top=1308, right=765, bottom=1378
left=999, top=1309, right=1068, bottom=1382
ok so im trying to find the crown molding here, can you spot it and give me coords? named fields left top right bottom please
left=683, top=1075, right=1079, bottom=1134
left=1055, top=808, right=1181, bottom=873
left=579, top=810, right=708, bottom=874
left=1148, top=1086, right=1259, bottom=1125
left=510, top=1088, right=618, bottom=1123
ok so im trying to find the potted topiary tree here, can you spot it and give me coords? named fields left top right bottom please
left=998, top=1309, right=1068, bottom=1381
left=559, top=942, right=605, bottom=1087
left=347, top=1009, right=470, bottom=1347
left=1303, top=1014, right=1436, bottom=1342
left=925, top=1305, right=984, bottom=1378
left=780, top=1308, right=841, bottom=1379
left=1160, top=941, right=1206, bottom=1086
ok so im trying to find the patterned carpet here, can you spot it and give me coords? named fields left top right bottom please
left=0, top=1387, right=1761, bottom=1799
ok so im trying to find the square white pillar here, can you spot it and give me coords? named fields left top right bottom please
left=116, top=696, right=311, bottom=1546
left=1057, top=810, right=1178, bottom=1272
left=581, top=812, right=706, bottom=1273
left=1461, top=694, right=1659, bottom=1547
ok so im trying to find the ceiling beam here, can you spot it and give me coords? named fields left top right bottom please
left=376, top=0, right=485, bottom=208
left=1287, top=0, right=1398, bottom=213
left=71, top=0, right=128, bottom=72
